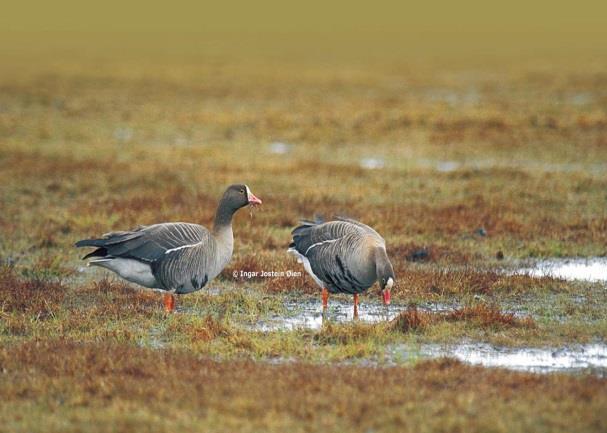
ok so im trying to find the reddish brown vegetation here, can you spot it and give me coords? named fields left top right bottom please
left=1, top=44, right=607, bottom=432
left=389, top=243, right=474, bottom=264
left=393, top=267, right=565, bottom=297
left=445, top=303, right=536, bottom=329
left=0, top=266, right=160, bottom=320
left=392, top=303, right=535, bottom=333
left=0, top=266, right=65, bottom=318
left=76, top=278, right=160, bottom=316
left=391, top=305, right=437, bottom=332
left=1, top=340, right=605, bottom=432
left=173, top=315, right=233, bottom=342
left=379, top=198, right=529, bottom=239
left=223, top=254, right=319, bottom=293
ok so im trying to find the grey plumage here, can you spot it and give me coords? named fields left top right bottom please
left=288, top=217, right=395, bottom=295
left=76, top=223, right=220, bottom=293
left=76, top=184, right=261, bottom=295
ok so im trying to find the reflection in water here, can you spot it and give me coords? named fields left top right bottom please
left=252, top=299, right=454, bottom=331
left=517, top=258, right=607, bottom=283
left=390, top=343, right=607, bottom=374
left=268, top=141, right=292, bottom=154
left=359, top=157, right=385, bottom=170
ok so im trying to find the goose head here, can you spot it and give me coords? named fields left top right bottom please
left=222, top=184, right=262, bottom=211
left=376, top=256, right=395, bottom=305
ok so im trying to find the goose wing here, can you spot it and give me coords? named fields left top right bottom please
left=290, top=219, right=374, bottom=294
left=76, top=223, right=207, bottom=262
left=151, top=237, right=216, bottom=293
left=334, top=216, right=384, bottom=242
left=76, top=223, right=215, bottom=292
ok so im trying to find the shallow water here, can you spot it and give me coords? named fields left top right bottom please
left=435, top=160, right=461, bottom=172
left=141, top=293, right=607, bottom=375
left=80, top=262, right=606, bottom=375
left=391, top=343, right=607, bottom=375
left=147, top=326, right=168, bottom=349
left=416, top=158, right=607, bottom=175
left=517, top=258, right=607, bottom=283
left=268, top=141, right=292, bottom=154
left=359, top=157, right=385, bottom=170
left=251, top=298, right=454, bottom=331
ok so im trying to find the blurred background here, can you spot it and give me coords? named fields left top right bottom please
left=2, top=0, right=607, bottom=59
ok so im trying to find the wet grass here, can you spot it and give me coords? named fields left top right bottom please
left=1, top=51, right=607, bottom=430
left=1, top=266, right=604, bottom=359
left=1, top=340, right=606, bottom=433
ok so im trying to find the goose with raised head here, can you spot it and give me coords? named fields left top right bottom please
left=75, top=184, right=262, bottom=312
left=288, top=217, right=395, bottom=318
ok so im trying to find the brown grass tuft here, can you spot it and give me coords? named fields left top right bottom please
left=178, top=315, right=232, bottom=342
left=0, top=265, right=65, bottom=318
left=394, top=267, right=568, bottom=297
left=315, top=321, right=382, bottom=344
left=392, top=303, right=535, bottom=333
left=391, top=305, right=437, bottom=332
left=223, top=255, right=266, bottom=282
left=77, top=278, right=160, bottom=316
left=395, top=268, right=502, bottom=296
left=389, top=243, right=473, bottom=264
left=446, top=303, right=536, bottom=329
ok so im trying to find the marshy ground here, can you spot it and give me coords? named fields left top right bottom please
left=1, top=45, right=607, bottom=431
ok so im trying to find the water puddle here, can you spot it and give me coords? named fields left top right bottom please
left=359, top=157, right=385, bottom=170
left=146, top=326, right=168, bottom=349
left=252, top=298, right=454, bottom=331
left=568, top=92, right=594, bottom=106
left=391, top=343, right=607, bottom=375
left=268, top=141, right=292, bottom=154
left=423, top=88, right=481, bottom=106
left=113, top=127, right=134, bottom=143
left=517, top=258, right=607, bottom=283
left=416, top=158, right=607, bottom=175
left=139, top=291, right=607, bottom=376
left=435, top=160, right=461, bottom=172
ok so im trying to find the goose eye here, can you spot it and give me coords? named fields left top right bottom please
left=239, top=189, right=245, bottom=194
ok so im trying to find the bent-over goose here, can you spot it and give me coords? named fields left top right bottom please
left=288, top=217, right=395, bottom=318
left=75, top=184, right=262, bottom=312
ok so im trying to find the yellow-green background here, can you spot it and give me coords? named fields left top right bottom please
left=2, top=1, right=606, bottom=60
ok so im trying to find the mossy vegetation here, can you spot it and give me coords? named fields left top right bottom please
left=1, top=48, right=606, bottom=431
left=2, top=340, right=606, bottom=433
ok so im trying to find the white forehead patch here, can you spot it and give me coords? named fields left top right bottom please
left=245, top=185, right=251, bottom=197
left=386, top=277, right=394, bottom=289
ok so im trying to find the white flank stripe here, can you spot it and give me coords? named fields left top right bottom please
left=288, top=247, right=324, bottom=288
left=165, top=241, right=202, bottom=254
left=304, top=238, right=341, bottom=256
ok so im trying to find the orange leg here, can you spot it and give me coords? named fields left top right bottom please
left=353, top=293, right=359, bottom=319
left=163, top=293, right=175, bottom=313
left=322, top=288, right=329, bottom=311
